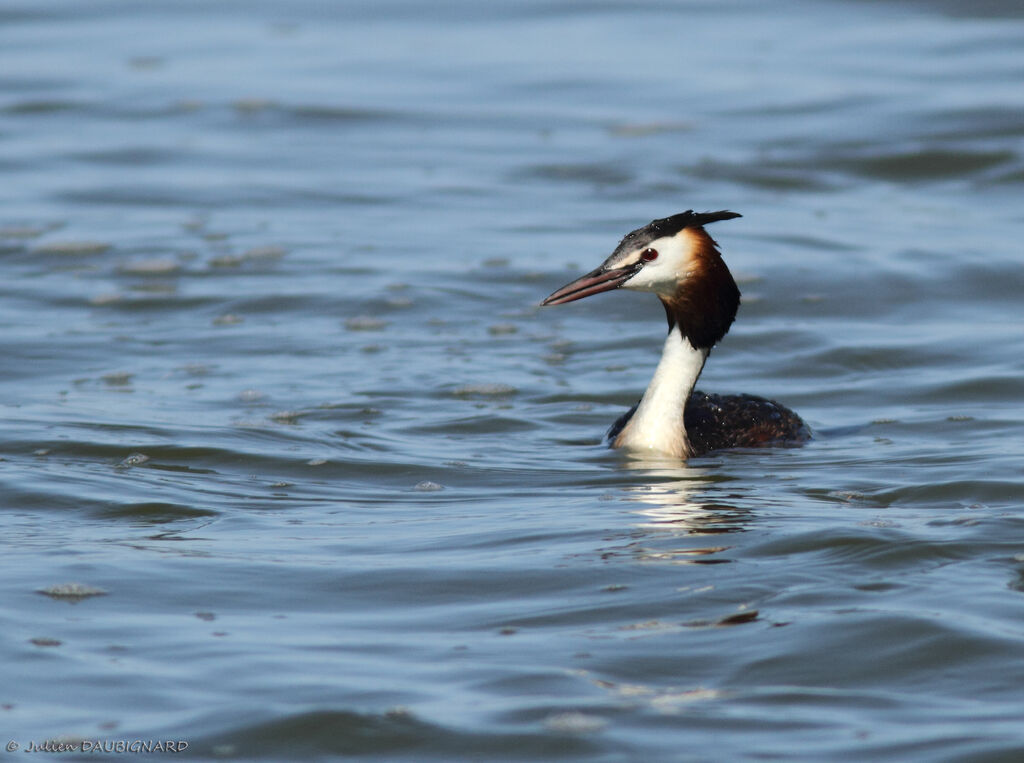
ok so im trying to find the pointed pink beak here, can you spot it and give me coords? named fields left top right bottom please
left=540, top=264, right=639, bottom=306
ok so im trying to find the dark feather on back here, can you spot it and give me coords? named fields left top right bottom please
left=607, top=390, right=809, bottom=456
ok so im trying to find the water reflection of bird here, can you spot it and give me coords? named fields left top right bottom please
left=542, top=211, right=809, bottom=459
left=610, top=466, right=751, bottom=564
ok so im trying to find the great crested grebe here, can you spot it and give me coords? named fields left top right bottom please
left=541, top=210, right=808, bottom=459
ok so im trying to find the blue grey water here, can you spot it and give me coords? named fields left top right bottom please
left=1, top=0, right=1023, bottom=759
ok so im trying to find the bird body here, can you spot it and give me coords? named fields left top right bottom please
left=542, top=210, right=808, bottom=458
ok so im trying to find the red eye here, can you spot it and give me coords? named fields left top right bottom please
left=641, top=248, right=658, bottom=262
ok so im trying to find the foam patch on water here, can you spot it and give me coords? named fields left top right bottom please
left=117, top=452, right=150, bottom=468
left=345, top=316, right=389, bottom=331
left=33, top=240, right=111, bottom=255
left=117, top=258, right=180, bottom=275
left=543, top=712, right=607, bottom=734
left=451, top=383, right=517, bottom=398
left=38, top=583, right=108, bottom=601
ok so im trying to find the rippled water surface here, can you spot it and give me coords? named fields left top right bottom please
left=2, top=0, right=1023, bottom=759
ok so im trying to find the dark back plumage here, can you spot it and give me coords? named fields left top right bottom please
left=607, top=391, right=809, bottom=456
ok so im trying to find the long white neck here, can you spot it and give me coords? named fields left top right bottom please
left=612, top=329, right=708, bottom=458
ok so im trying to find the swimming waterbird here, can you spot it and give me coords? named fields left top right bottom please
left=541, top=210, right=809, bottom=458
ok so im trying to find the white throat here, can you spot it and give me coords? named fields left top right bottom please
left=612, top=329, right=708, bottom=458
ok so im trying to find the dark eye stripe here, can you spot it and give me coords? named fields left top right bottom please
left=641, top=248, right=658, bottom=262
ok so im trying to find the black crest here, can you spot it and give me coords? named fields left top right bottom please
left=611, top=210, right=741, bottom=257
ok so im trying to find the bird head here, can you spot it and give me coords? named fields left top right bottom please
left=541, top=210, right=742, bottom=349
